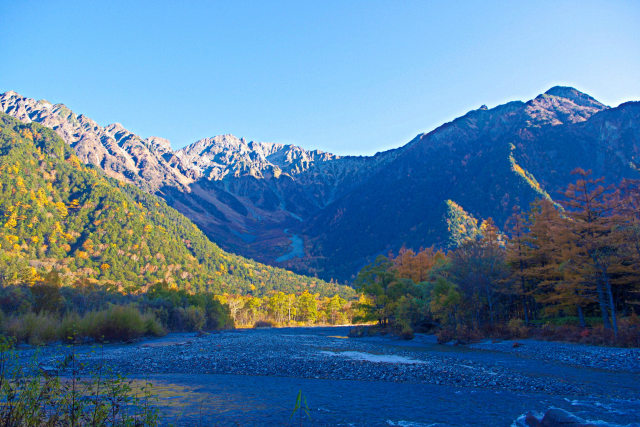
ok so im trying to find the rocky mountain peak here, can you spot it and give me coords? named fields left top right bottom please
left=176, top=134, right=339, bottom=180
left=0, top=90, right=193, bottom=192
left=524, top=86, right=608, bottom=127
left=145, top=136, right=172, bottom=154
left=105, top=122, right=126, bottom=132
left=543, top=86, right=606, bottom=109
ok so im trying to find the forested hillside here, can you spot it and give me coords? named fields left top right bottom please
left=354, top=171, right=640, bottom=346
left=3, top=88, right=638, bottom=283
left=0, top=113, right=352, bottom=298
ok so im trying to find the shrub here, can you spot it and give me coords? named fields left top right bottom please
left=399, top=326, right=414, bottom=340
left=395, top=319, right=414, bottom=340
left=144, top=314, right=166, bottom=337
left=453, top=325, right=483, bottom=344
left=3, top=312, right=59, bottom=345
left=348, top=326, right=372, bottom=338
left=58, top=312, right=82, bottom=342
left=81, top=305, right=164, bottom=342
left=616, top=314, right=640, bottom=347
left=204, top=299, right=233, bottom=330
left=0, top=283, right=238, bottom=343
left=184, top=305, right=206, bottom=331
left=435, top=327, right=455, bottom=344
left=507, top=318, right=529, bottom=338
left=253, top=320, right=274, bottom=328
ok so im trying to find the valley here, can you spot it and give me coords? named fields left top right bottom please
left=2, top=2, right=639, bottom=425
left=2, top=88, right=638, bottom=281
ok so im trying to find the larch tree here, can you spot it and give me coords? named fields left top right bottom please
left=504, top=206, right=534, bottom=324
left=393, top=246, right=447, bottom=284
left=560, top=169, right=624, bottom=334
left=607, top=179, right=640, bottom=316
left=521, top=198, right=590, bottom=326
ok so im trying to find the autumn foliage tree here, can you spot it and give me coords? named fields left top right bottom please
left=557, top=169, right=629, bottom=335
left=353, top=170, right=640, bottom=345
left=448, top=218, right=508, bottom=327
left=393, top=246, right=447, bottom=283
left=518, top=199, right=591, bottom=326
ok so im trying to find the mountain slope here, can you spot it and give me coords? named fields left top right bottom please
left=292, top=88, right=640, bottom=279
left=0, top=91, right=372, bottom=267
left=3, top=87, right=639, bottom=282
left=0, top=113, right=352, bottom=297
left=0, top=91, right=193, bottom=192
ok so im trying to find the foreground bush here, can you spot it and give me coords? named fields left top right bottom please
left=535, top=315, right=640, bottom=347
left=0, top=337, right=159, bottom=425
left=253, top=320, right=274, bottom=328
left=3, top=312, right=60, bottom=345
left=80, top=305, right=165, bottom=342
left=0, top=282, right=234, bottom=345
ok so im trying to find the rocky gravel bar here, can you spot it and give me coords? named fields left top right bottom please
left=469, top=337, right=640, bottom=374
left=19, top=326, right=640, bottom=401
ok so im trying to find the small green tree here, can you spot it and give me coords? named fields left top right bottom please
left=353, top=255, right=396, bottom=326
left=296, top=291, right=318, bottom=323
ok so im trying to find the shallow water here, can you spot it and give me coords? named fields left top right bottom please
left=321, top=350, right=427, bottom=364
left=141, top=372, right=640, bottom=426
left=130, top=327, right=640, bottom=426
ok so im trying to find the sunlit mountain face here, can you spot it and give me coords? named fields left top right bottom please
left=2, top=87, right=639, bottom=282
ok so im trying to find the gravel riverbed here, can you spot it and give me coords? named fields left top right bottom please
left=13, top=327, right=640, bottom=425
left=468, top=337, right=640, bottom=374
left=21, top=326, right=640, bottom=400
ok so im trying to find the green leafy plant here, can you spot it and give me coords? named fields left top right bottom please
left=0, top=336, right=160, bottom=425
left=290, top=389, right=311, bottom=426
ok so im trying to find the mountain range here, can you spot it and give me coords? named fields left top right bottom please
left=2, top=87, right=639, bottom=281
left=0, top=112, right=350, bottom=297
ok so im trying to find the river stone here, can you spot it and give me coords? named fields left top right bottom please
left=526, top=408, right=600, bottom=427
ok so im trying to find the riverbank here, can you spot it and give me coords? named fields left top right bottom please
left=468, top=337, right=640, bottom=373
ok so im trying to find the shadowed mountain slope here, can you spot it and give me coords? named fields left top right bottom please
left=3, top=87, right=638, bottom=282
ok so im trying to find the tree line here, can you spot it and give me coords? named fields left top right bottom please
left=215, top=291, right=359, bottom=327
left=355, top=170, right=640, bottom=346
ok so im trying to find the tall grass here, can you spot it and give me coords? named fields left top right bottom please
left=0, top=282, right=234, bottom=346
left=80, top=305, right=164, bottom=342
left=1, top=305, right=165, bottom=345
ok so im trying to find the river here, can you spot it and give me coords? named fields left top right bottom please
left=24, top=326, right=640, bottom=426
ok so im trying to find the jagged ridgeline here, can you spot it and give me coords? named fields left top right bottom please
left=0, top=113, right=352, bottom=298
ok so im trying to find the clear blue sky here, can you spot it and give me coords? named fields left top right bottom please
left=1, top=1, right=639, bottom=155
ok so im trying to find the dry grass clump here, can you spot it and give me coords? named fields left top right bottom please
left=0, top=305, right=165, bottom=345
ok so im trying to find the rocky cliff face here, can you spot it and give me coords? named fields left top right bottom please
left=3, top=87, right=638, bottom=282
left=0, top=91, right=193, bottom=192
left=176, top=134, right=339, bottom=180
